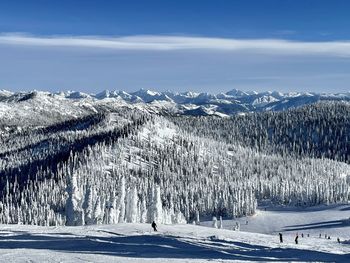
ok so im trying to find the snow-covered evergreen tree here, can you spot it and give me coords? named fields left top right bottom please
left=66, top=173, right=84, bottom=226
left=212, top=217, right=218, bottom=228
left=152, top=185, right=163, bottom=224
left=126, top=186, right=138, bottom=223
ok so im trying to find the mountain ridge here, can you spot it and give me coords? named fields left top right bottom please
left=0, top=88, right=350, bottom=117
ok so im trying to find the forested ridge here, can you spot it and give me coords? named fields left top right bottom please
left=171, top=101, right=350, bottom=163
left=0, top=99, right=349, bottom=226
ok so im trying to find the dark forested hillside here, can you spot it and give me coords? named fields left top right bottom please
left=171, top=101, right=350, bottom=163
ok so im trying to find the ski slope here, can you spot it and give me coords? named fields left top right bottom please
left=203, top=204, right=350, bottom=240
left=0, top=214, right=349, bottom=263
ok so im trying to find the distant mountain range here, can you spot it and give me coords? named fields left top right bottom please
left=1, top=88, right=349, bottom=117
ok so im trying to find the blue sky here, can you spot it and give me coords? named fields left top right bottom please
left=0, top=0, right=349, bottom=93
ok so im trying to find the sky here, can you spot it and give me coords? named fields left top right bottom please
left=0, top=0, right=349, bottom=94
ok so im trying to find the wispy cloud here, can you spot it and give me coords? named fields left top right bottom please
left=0, top=33, right=350, bottom=56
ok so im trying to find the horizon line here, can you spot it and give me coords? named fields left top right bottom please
left=1, top=87, right=349, bottom=96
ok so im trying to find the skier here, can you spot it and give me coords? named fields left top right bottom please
left=279, top=233, right=283, bottom=243
left=337, top=237, right=340, bottom=243
left=301, top=233, right=304, bottom=238
left=235, top=221, right=240, bottom=231
left=295, top=234, right=299, bottom=244
left=151, top=221, right=157, bottom=232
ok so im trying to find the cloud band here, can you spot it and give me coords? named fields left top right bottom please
left=0, top=34, right=350, bottom=56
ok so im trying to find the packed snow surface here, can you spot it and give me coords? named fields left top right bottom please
left=1, top=205, right=350, bottom=262
left=203, top=205, right=350, bottom=239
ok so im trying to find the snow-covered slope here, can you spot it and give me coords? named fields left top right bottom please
left=252, top=95, right=279, bottom=107
left=0, top=217, right=349, bottom=262
left=0, top=91, right=96, bottom=128
left=203, top=204, right=350, bottom=239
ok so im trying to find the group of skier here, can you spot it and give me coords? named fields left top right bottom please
left=151, top=221, right=342, bottom=246
left=278, top=232, right=341, bottom=244
left=278, top=233, right=303, bottom=244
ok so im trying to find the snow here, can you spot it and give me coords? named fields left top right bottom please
left=0, top=89, right=13, bottom=97
left=1, top=89, right=349, bottom=125
left=181, top=91, right=200, bottom=98
left=1, top=89, right=350, bottom=262
left=213, top=111, right=230, bottom=118
left=0, top=91, right=93, bottom=127
left=226, top=89, right=249, bottom=98
left=181, top=104, right=200, bottom=110
left=145, top=90, right=158, bottom=96
left=252, top=95, right=279, bottom=107
left=138, top=117, right=177, bottom=146
left=203, top=204, right=350, bottom=240
left=1, top=204, right=350, bottom=262
left=0, top=215, right=349, bottom=263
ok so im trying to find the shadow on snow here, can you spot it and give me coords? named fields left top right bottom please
left=0, top=231, right=348, bottom=262
left=284, top=219, right=350, bottom=232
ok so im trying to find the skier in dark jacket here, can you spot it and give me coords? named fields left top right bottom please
left=151, top=221, right=157, bottom=232
left=295, top=234, right=299, bottom=244
left=279, top=233, right=283, bottom=243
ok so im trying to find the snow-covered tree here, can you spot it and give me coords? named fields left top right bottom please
left=212, top=217, right=218, bottom=228
left=66, top=173, right=84, bottom=226
left=152, top=185, right=163, bottom=224
left=126, top=186, right=138, bottom=223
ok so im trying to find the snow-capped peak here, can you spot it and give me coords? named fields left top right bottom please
left=1, top=88, right=349, bottom=118
left=226, top=89, right=249, bottom=98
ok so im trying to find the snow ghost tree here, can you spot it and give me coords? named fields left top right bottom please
left=66, top=173, right=84, bottom=226
left=140, top=196, right=148, bottom=223
left=107, top=193, right=117, bottom=224
left=152, top=185, right=163, bottom=224
left=212, top=216, right=218, bottom=228
left=93, top=197, right=103, bottom=224
left=219, top=216, right=223, bottom=229
left=116, top=176, right=126, bottom=223
left=195, top=210, right=200, bottom=225
left=126, top=186, right=138, bottom=223
left=83, top=184, right=95, bottom=225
